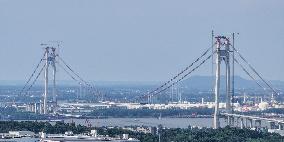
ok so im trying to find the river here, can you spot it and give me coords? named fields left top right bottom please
left=63, top=117, right=227, bottom=128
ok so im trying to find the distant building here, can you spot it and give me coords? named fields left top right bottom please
left=9, top=131, right=35, bottom=137
left=40, top=130, right=140, bottom=142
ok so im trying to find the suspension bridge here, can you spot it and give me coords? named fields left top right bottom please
left=20, top=43, right=100, bottom=115
left=20, top=33, right=281, bottom=130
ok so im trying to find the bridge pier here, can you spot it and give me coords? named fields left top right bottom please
left=225, top=116, right=236, bottom=127
left=254, top=120, right=261, bottom=129
left=278, top=123, right=283, bottom=130
left=235, top=117, right=239, bottom=127
left=268, top=121, right=276, bottom=129
left=222, top=113, right=284, bottom=133
left=240, top=118, right=245, bottom=129
left=246, top=118, right=253, bottom=128
left=226, top=116, right=230, bottom=126
left=231, top=117, right=235, bottom=127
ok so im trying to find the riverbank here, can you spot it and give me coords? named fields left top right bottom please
left=0, top=121, right=283, bottom=142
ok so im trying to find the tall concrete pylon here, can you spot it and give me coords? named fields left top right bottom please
left=213, top=36, right=232, bottom=129
left=51, top=47, right=57, bottom=113
left=225, top=39, right=232, bottom=113
left=213, top=37, right=221, bottom=129
left=43, top=47, right=49, bottom=114
left=43, top=46, right=57, bottom=114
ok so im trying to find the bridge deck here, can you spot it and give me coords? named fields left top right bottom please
left=221, top=113, right=284, bottom=124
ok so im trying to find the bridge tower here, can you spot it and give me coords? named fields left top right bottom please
left=213, top=36, right=232, bottom=128
left=42, top=46, right=57, bottom=114
left=43, top=47, right=49, bottom=114
left=51, top=47, right=57, bottom=113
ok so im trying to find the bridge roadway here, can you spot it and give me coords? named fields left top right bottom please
left=221, top=113, right=284, bottom=131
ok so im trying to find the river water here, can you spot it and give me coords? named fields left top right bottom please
left=64, top=118, right=227, bottom=128
left=3, top=117, right=272, bottom=142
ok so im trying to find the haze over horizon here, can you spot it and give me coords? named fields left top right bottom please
left=0, top=0, right=283, bottom=82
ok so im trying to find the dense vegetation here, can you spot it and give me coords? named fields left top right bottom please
left=158, top=126, right=283, bottom=142
left=0, top=107, right=46, bottom=120
left=87, top=108, right=213, bottom=118
left=0, top=121, right=89, bottom=134
left=0, top=121, right=283, bottom=142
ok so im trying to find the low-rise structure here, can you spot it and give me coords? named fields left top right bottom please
left=40, top=129, right=140, bottom=142
left=9, top=131, right=35, bottom=137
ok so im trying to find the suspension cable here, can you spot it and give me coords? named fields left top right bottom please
left=25, top=63, right=46, bottom=94
left=57, top=62, right=80, bottom=84
left=20, top=51, right=46, bottom=95
left=57, top=61, right=93, bottom=92
left=57, top=56, right=90, bottom=85
left=57, top=57, right=100, bottom=97
left=152, top=51, right=215, bottom=97
left=133, top=50, right=216, bottom=102
left=147, top=46, right=214, bottom=98
left=234, top=58, right=266, bottom=91
left=232, top=47, right=278, bottom=95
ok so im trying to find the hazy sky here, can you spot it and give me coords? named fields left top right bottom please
left=0, top=0, right=283, bottom=82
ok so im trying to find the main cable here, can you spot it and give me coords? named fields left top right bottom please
left=57, top=56, right=101, bottom=97
left=25, top=63, right=46, bottom=94
left=234, top=58, right=266, bottom=91
left=20, top=51, right=46, bottom=95
left=151, top=50, right=216, bottom=97
left=146, top=45, right=214, bottom=98
left=132, top=50, right=216, bottom=102
left=232, top=46, right=278, bottom=95
left=57, top=62, right=80, bottom=84
left=57, top=56, right=90, bottom=86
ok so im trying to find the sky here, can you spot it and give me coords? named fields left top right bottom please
left=0, top=0, right=283, bottom=82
